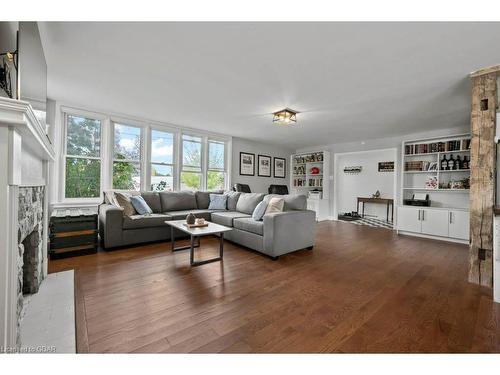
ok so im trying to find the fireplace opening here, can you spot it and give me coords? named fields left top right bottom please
left=21, top=225, right=43, bottom=294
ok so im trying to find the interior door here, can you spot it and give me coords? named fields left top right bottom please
left=397, top=207, right=421, bottom=233
left=448, top=210, right=470, bottom=240
left=421, top=209, right=449, bottom=237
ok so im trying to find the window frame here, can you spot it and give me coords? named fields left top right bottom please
left=180, top=132, right=204, bottom=191
left=61, top=110, right=106, bottom=203
left=206, top=138, right=228, bottom=191
left=149, top=126, right=177, bottom=192
left=111, top=121, right=143, bottom=191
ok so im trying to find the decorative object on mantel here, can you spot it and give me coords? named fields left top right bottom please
left=239, top=152, right=255, bottom=176
left=0, top=49, right=17, bottom=99
left=272, top=108, right=298, bottom=125
left=378, top=161, right=394, bottom=172
left=257, top=154, right=272, bottom=177
left=273, top=157, right=286, bottom=178
left=372, top=190, right=381, bottom=198
left=343, top=166, right=362, bottom=174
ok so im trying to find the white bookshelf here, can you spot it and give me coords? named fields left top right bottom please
left=398, top=133, right=471, bottom=244
left=290, top=150, right=330, bottom=221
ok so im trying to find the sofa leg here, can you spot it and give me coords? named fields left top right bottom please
left=307, top=246, right=314, bottom=250
left=271, top=256, right=279, bottom=261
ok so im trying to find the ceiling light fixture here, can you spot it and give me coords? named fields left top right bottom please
left=272, top=108, right=298, bottom=125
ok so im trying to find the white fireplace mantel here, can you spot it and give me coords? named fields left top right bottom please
left=0, top=96, right=55, bottom=350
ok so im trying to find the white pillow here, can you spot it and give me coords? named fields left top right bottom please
left=208, top=193, right=228, bottom=210
left=265, top=197, right=284, bottom=215
left=252, top=201, right=268, bottom=221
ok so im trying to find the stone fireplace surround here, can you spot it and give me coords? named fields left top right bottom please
left=0, top=97, right=54, bottom=350
left=17, top=186, right=45, bottom=332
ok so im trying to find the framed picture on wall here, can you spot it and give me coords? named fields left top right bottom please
left=258, top=155, right=272, bottom=177
left=239, top=152, right=255, bottom=176
left=274, top=157, right=286, bottom=178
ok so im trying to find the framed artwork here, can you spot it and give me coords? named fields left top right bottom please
left=378, top=161, right=394, bottom=172
left=274, top=157, right=286, bottom=178
left=258, top=155, right=272, bottom=177
left=239, top=152, right=255, bottom=176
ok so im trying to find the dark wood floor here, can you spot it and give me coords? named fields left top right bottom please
left=48, top=221, right=500, bottom=353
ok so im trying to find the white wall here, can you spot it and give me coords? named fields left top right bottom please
left=336, top=149, right=395, bottom=219
left=231, top=137, right=294, bottom=194
left=296, top=125, right=470, bottom=218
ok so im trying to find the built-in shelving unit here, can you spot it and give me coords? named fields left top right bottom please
left=398, top=133, right=471, bottom=244
left=290, top=150, right=330, bottom=221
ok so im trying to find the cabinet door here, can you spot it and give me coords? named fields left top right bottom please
left=397, top=207, right=421, bottom=233
left=448, top=210, right=470, bottom=240
left=421, top=209, right=449, bottom=237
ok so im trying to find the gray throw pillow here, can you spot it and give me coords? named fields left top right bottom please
left=224, top=191, right=241, bottom=211
left=130, top=196, right=153, bottom=215
left=208, top=194, right=227, bottom=210
left=252, top=200, right=268, bottom=221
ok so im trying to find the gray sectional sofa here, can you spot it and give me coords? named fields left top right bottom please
left=98, top=190, right=316, bottom=259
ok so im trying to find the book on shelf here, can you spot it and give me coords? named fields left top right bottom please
left=404, top=138, right=471, bottom=155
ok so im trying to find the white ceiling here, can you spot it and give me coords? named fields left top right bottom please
left=39, top=22, right=500, bottom=148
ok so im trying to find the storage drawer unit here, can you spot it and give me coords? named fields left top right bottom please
left=49, top=208, right=98, bottom=258
left=397, top=206, right=469, bottom=243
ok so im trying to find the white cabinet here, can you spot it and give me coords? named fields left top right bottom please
left=421, top=209, right=449, bottom=237
left=397, top=206, right=422, bottom=233
left=448, top=210, right=470, bottom=240
left=307, top=199, right=330, bottom=221
left=397, top=206, right=469, bottom=242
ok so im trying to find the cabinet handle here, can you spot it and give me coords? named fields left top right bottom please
left=421, top=210, right=424, bottom=221
left=449, top=212, right=452, bottom=224
left=418, top=210, right=421, bottom=221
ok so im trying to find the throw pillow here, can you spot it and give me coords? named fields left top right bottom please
left=265, top=197, right=284, bottom=215
left=208, top=193, right=228, bottom=210
left=224, top=191, right=241, bottom=211
left=252, top=200, right=268, bottom=221
left=130, top=195, right=153, bottom=215
left=115, top=192, right=137, bottom=216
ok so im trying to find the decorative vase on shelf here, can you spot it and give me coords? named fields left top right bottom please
left=186, top=213, right=196, bottom=225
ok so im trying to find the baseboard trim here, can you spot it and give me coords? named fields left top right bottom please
left=397, top=230, right=468, bottom=245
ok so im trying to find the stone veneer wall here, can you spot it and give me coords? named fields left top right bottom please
left=17, top=186, right=45, bottom=345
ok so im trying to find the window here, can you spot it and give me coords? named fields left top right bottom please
left=64, top=114, right=101, bottom=198
left=207, top=140, right=226, bottom=191
left=113, top=123, right=141, bottom=190
left=150, top=129, right=174, bottom=191
left=180, top=134, right=202, bottom=191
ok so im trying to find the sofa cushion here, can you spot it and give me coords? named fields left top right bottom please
left=211, top=211, right=251, bottom=227
left=130, top=196, right=153, bottom=215
left=123, top=214, right=171, bottom=229
left=159, top=191, right=197, bottom=211
left=224, top=191, right=241, bottom=211
left=195, top=191, right=223, bottom=209
left=265, top=197, right=285, bottom=215
left=208, top=194, right=227, bottom=210
left=164, top=209, right=213, bottom=221
left=115, top=192, right=138, bottom=216
left=233, top=217, right=264, bottom=236
left=264, top=194, right=307, bottom=211
left=252, top=200, right=268, bottom=221
left=236, top=193, right=265, bottom=215
left=140, top=191, right=162, bottom=213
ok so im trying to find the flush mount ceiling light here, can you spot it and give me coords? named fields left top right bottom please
left=272, top=108, right=298, bottom=125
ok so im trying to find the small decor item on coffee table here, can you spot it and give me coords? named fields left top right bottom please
left=183, top=218, right=209, bottom=228
left=166, top=220, right=233, bottom=266
left=186, top=212, right=196, bottom=225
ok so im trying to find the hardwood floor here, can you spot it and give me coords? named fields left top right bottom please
left=48, top=221, right=500, bottom=353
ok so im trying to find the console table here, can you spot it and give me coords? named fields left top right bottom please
left=357, top=197, right=394, bottom=222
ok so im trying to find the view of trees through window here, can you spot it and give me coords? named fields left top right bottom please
left=65, top=115, right=101, bottom=198
left=113, top=124, right=141, bottom=190
left=64, top=113, right=227, bottom=198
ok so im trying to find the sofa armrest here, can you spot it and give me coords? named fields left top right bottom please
left=99, top=204, right=124, bottom=248
left=263, top=210, right=316, bottom=256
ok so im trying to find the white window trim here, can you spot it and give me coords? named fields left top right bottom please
left=149, top=126, right=177, bottom=192
left=57, top=103, right=232, bottom=203
left=60, top=109, right=107, bottom=204
left=111, top=121, right=143, bottom=191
